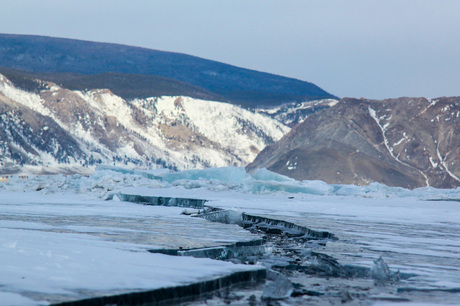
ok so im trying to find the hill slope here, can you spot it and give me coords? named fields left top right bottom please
left=0, top=33, right=336, bottom=107
left=247, top=97, right=460, bottom=189
left=0, top=73, right=289, bottom=175
left=0, top=67, right=224, bottom=102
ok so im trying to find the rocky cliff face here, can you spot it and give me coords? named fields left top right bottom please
left=0, top=74, right=289, bottom=175
left=247, top=97, right=460, bottom=189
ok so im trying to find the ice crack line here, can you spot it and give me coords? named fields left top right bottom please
left=116, top=193, right=414, bottom=304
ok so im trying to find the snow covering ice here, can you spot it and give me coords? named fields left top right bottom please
left=1, top=167, right=460, bottom=304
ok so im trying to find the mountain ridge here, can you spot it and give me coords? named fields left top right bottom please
left=0, top=67, right=225, bottom=102
left=0, top=33, right=336, bottom=107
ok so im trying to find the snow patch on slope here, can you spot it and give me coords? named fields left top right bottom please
left=436, top=145, right=460, bottom=182
left=0, top=77, right=51, bottom=117
left=256, top=99, right=338, bottom=126
left=369, top=106, right=429, bottom=186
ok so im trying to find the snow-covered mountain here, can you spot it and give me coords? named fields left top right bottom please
left=0, top=74, right=289, bottom=175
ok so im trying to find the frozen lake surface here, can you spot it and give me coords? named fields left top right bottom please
left=0, top=192, right=262, bottom=305
left=1, top=167, right=459, bottom=304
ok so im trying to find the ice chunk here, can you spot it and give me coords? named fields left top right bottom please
left=158, top=167, right=334, bottom=195
left=262, top=273, right=294, bottom=300
left=243, top=168, right=333, bottom=195
left=371, top=256, right=399, bottom=281
left=161, top=166, right=247, bottom=184
left=199, top=209, right=243, bottom=225
left=181, top=209, right=201, bottom=215
left=244, top=176, right=332, bottom=195
left=251, top=168, right=294, bottom=182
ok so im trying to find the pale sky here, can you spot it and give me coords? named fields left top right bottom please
left=1, top=0, right=459, bottom=99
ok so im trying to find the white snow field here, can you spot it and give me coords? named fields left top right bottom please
left=1, top=167, right=460, bottom=304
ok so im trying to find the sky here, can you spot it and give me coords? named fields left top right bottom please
left=0, top=0, right=459, bottom=99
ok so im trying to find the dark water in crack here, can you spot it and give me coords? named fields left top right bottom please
left=120, top=193, right=460, bottom=305
left=183, top=210, right=411, bottom=305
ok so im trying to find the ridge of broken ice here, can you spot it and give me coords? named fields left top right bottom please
left=2, top=166, right=460, bottom=200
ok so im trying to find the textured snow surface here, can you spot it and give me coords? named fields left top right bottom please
left=1, top=167, right=459, bottom=304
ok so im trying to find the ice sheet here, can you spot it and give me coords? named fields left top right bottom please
left=1, top=167, right=459, bottom=304
left=0, top=191, right=262, bottom=304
